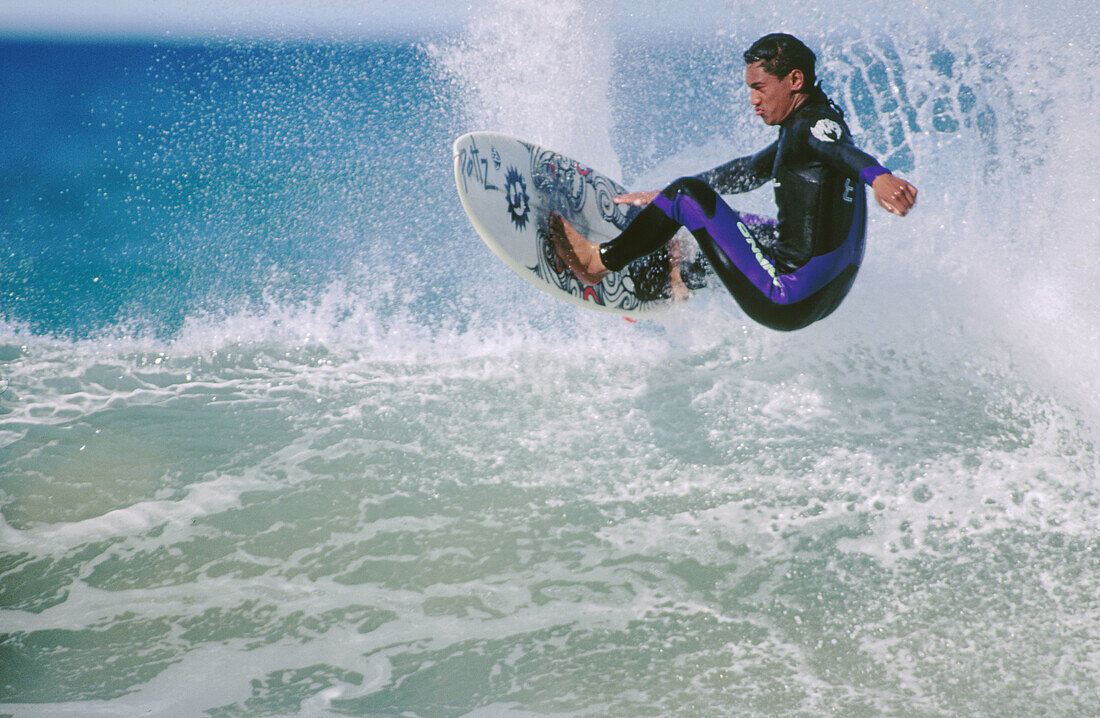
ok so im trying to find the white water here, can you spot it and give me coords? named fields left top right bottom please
left=2, top=1, right=1099, bottom=715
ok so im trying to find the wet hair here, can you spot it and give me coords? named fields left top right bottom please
left=743, top=33, right=817, bottom=90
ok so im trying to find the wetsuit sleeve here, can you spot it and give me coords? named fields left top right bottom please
left=798, top=120, right=891, bottom=185
left=694, top=141, right=778, bottom=194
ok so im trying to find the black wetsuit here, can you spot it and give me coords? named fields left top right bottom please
left=599, top=88, right=891, bottom=331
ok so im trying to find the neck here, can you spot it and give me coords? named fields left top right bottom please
left=790, top=92, right=810, bottom=114
left=780, top=92, right=809, bottom=124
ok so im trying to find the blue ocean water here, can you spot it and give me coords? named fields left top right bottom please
left=1, top=38, right=461, bottom=338
left=2, top=3, right=1100, bottom=716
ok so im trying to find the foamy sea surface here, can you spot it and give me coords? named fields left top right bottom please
left=2, top=2, right=1099, bottom=715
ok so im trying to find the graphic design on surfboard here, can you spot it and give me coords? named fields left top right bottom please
left=453, top=132, right=706, bottom=316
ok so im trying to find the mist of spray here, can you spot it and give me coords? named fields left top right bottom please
left=433, top=0, right=1100, bottom=432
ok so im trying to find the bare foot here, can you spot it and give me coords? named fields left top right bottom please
left=548, top=213, right=608, bottom=286
left=668, top=233, right=691, bottom=301
left=669, top=272, right=691, bottom=302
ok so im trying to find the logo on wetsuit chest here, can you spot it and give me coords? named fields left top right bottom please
left=811, top=119, right=843, bottom=143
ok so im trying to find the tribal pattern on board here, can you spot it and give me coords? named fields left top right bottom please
left=522, top=142, right=650, bottom=312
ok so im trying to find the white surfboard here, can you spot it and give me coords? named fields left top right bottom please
left=453, top=132, right=685, bottom=317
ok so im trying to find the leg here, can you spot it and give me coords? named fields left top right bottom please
left=549, top=192, right=685, bottom=286
left=650, top=177, right=786, bottom=299
left=652, top=177, right=866, bottom=330
left=597, top=202, right=684, bottom=272
left=552, top=175, right=862, bottom=329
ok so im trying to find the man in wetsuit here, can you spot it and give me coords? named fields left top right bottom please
left=550, top=33, right=918, bottom=331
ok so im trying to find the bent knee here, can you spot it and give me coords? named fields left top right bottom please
left=661, top=177, right=718, bottom=217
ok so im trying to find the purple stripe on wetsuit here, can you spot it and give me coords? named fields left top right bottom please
left=737, top=212, right=776, bottom=228
left=859, top=164, right=891, bottom=185
left=651, top=188, right=865, bottom=305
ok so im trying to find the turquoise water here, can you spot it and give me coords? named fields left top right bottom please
left=2, top=2, right=1100, bottom=716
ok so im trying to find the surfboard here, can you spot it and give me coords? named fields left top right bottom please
left=453, top=132, right=688, bottom=317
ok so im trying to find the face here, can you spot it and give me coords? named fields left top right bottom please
left=745, top=61, right=805, bottom=126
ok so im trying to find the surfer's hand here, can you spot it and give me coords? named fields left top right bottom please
left=614, top=191, right=660, bottom=207
left=872, top=174, right=918, bottom=217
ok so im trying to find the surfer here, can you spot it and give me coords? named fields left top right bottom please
left=550, top=33, right=918, bottom=330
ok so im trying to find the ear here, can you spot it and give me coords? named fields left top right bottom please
left=787, top=68, right=805, bottom=92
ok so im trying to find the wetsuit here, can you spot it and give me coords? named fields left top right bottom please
left=599, top=88, right=891, bottom=331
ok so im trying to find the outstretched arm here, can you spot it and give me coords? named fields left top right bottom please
left=695, top=141, right=778, bottom=194
left=800, top=120, right=918, bottom=217
left=613, top=141, right=780, bottom=207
